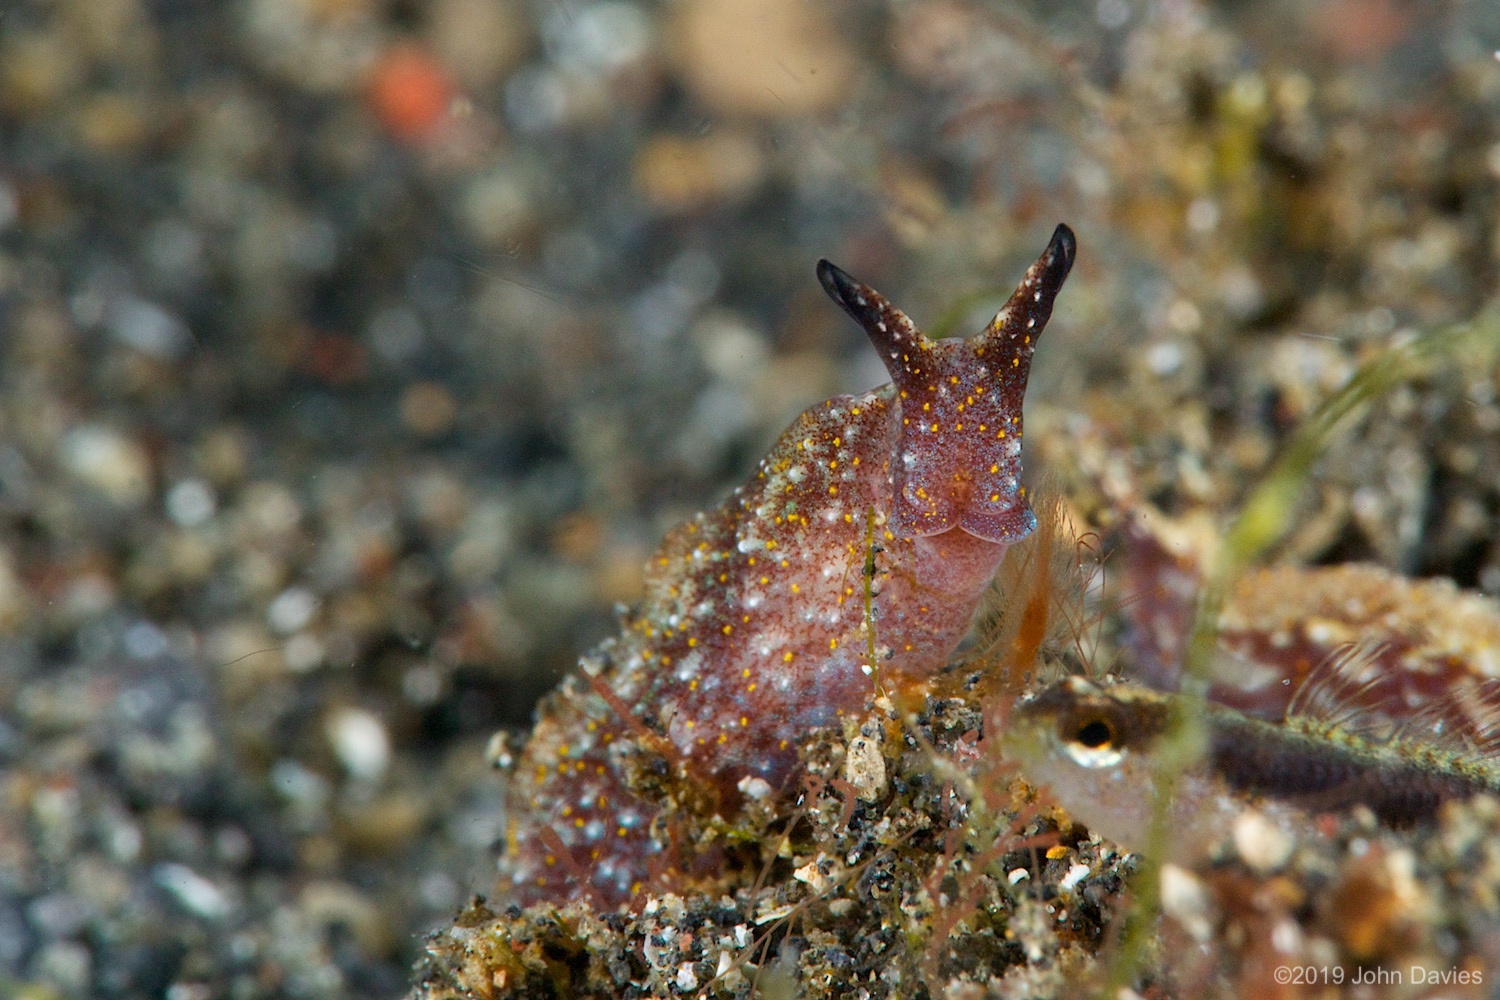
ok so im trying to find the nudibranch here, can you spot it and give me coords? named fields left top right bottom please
left=504, top=225, right=1077, bottom=906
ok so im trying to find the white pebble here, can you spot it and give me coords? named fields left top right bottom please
left=166, top=478, right=217, bottom=526
left=61, top=425, right=152, bottom=507
left=154, top=862, right=232, bottom=920
left=267, top=586, right=318, bottom=634
left=674, top=962, right=699, bottom=992
left=1233, top=809, right=1294, bottom=874
left=326, top=707, right=391, bottom=783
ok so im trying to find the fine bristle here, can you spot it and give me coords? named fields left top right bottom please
left=963, top=484, right=1109, bottom=698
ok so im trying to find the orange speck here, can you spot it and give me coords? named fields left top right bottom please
left=367, top=43, right=456, bottom=145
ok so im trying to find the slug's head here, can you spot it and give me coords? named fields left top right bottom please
left=818, top=225, right=1076, bottom=544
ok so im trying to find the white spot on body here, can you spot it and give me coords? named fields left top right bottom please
left=737, top=775, right=773, bottom=800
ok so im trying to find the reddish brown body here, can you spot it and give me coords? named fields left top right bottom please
left=504, top=227, right=1076, bottom=906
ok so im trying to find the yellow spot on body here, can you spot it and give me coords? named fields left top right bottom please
left=790, top=583, right=800, bottom=594
left=688, top=637, right=697, bottom=647
left=830, top=638, right=838, bottom=650
left=784, top=652, right=794, bottom=661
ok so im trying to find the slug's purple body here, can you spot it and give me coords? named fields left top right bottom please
left=505, top=226, right=1076, bottom=906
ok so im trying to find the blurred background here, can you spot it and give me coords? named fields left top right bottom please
left=1, top=0, right=1497, bottom=996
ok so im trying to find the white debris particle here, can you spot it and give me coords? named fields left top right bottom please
left=842, top=735, right=887, bottom=801
left=675, top=962, right=698, bottom=991
left=1057, top=863, right=1091, bottom=894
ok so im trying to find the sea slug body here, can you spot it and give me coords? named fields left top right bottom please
left=505, top=226, right=1077, bottom=906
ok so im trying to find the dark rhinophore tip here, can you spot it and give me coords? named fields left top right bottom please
left=816, top=258, right=882, bottom=328
left=816, top=259, right=858, bottom=314
left=1048, top=223, right=1077, bottom=274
